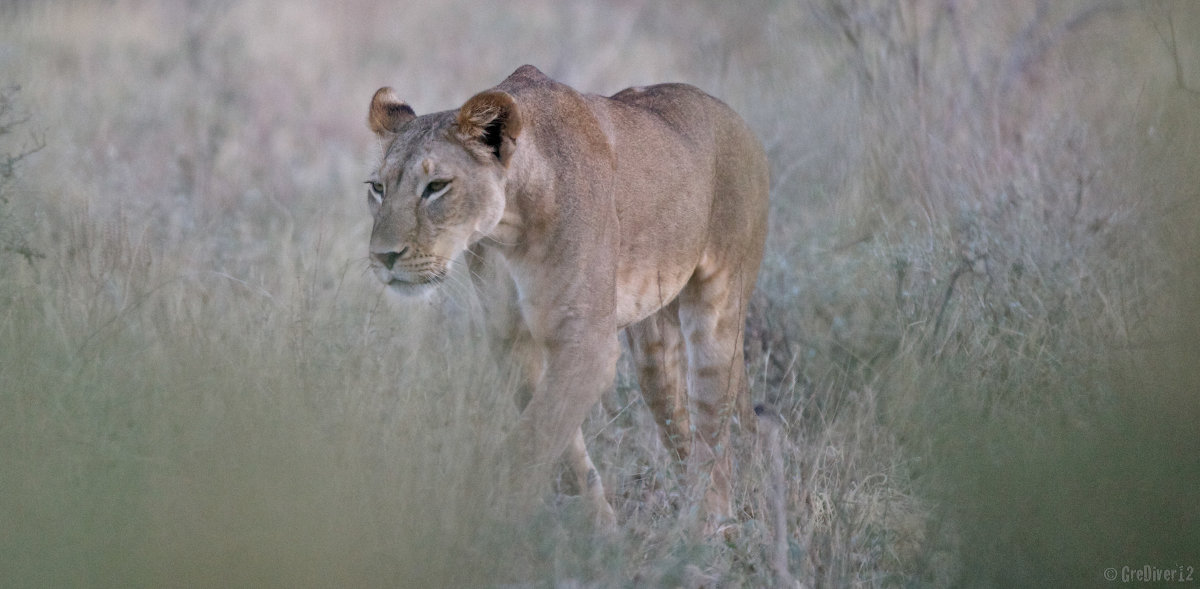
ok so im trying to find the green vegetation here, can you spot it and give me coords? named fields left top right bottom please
left=2, top=1, right=1197, bottom=586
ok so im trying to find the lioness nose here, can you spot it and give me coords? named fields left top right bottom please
left=373, top=246, right=408, bottom=270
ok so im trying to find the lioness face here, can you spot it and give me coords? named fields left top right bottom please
left=366, top=119, right=506, bottom=296
left=366, top=86, right=522, bottom=297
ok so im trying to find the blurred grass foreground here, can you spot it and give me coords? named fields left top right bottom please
left=2, top=1, right=1199, bottom=586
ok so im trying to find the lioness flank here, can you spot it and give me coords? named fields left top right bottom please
left=364, top=65, right=768, bottom=531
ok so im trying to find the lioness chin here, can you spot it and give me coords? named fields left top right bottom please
left=364, top=65, right=768, bottom=532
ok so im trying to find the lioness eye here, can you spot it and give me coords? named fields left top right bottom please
left=422, top=180, right=450, bottom=199
left=365, top=181, right=384, bottom=202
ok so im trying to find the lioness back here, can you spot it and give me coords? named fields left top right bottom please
left=579, top=79, right=770, bottom=327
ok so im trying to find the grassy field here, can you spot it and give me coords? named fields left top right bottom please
left=2, top=1, right=1199, bottom=586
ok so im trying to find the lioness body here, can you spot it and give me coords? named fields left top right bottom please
left=365, top=65, right=768, bottom=528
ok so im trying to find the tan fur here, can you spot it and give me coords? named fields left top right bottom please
left=364, top=65, right=769, bottom=530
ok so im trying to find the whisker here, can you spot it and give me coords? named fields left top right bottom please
left=354, top=257, right=377, bottom=280
left=456, top=249, right=496, bottom=299
left=482, top=235, right=519, bottom=248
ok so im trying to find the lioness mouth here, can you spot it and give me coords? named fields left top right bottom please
left=385, top=273, right=446, bottom=294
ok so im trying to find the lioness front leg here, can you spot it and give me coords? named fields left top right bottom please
left=567, top=426, right=616, bottom=528
left=486, top=304, right=616, bottom=528
left=503, top=328, right=620, bottom=528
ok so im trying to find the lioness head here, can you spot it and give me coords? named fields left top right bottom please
left=365, top=86, right=522, bottom=296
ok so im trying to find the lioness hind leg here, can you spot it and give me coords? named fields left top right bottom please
left=625, top=301, right=692, bottom=465
left=678, top=258, right=752, bottom=529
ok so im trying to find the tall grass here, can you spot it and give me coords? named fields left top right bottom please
left=2, top=1, right=1198, bottom=586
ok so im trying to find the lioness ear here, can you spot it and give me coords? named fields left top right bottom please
left=456, top=91, right=522, bottom=166
left=368, top=87, right=416, bottom=137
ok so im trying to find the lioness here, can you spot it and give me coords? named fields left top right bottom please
left=365, top=65, right=768, bottom=530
